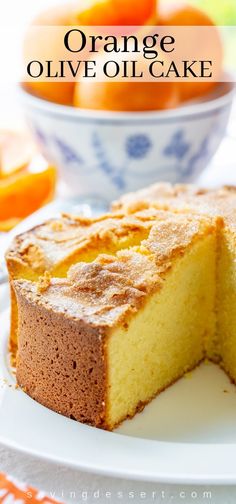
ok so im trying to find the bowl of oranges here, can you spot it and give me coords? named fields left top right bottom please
left=21, top=0, right=235, bottom=204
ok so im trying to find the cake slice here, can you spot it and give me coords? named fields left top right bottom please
left=13, top=215, right=216, bottom=429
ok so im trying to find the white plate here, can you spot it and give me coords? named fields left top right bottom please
left=1, top=310, right=236, bottom=484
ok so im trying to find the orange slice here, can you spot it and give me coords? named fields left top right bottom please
left=0, top=161, right=57, bottom=231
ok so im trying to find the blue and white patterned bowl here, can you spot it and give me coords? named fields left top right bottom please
left=21, top=82, right=234, bottom=204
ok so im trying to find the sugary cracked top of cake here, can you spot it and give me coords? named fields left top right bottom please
left=14, top=215, right=213, bottom=330
left=6, top=207, right=201, bottom=273
left=112, top=183, right=236, bottom=231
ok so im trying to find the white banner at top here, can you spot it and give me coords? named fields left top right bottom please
left=1, top=26, right=236, bottom=83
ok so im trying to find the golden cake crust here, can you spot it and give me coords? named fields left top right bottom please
left=6, top=209, right=180, bottom=275
left=112, top=183, right=236, bottom=231
left=14, top=216, right=214, bottom=329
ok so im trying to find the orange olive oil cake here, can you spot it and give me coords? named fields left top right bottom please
left=5, top=183, right=236, bottom=430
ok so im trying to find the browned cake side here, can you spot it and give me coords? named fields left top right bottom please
left=14, top=283, right=108, bottom=428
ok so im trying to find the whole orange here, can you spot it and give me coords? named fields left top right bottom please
left=23, top=4, right=76, bottom=105
left=74, top=52, right=179, bottom=112
left=158, top=2, right=223, bottom=102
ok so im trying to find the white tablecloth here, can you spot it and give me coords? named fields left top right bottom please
left=1, top=444, right=236, bottom=504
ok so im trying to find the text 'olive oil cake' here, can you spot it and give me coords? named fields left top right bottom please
left=5, top=183, right=236, bottom=430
